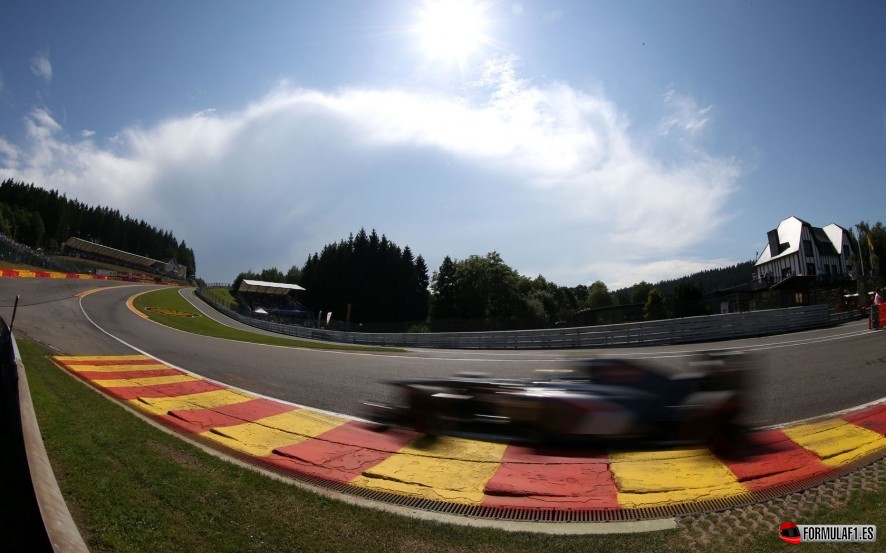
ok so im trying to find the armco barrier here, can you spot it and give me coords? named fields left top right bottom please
left=196, top=287, right=842, bottom=349
left=0, top=318, right=88, bottom=552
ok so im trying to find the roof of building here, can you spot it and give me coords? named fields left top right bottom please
left=755, top=216, right=847, bottom=267
left=238, top=279, right=306, bottom=295
left=823, top=223, right=850, bottom=255
left=755, top=216, right=804, bottom=266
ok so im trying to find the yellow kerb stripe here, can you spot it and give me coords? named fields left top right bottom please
left=349, top=436, right=508, bottom=505
left=130, top=390, right=257, bottom=417
left=64, top=363, right=169, bottom=373
left=609, top=447, right=748, bottom=509
left=200, top=410, right=346, bottom=457
left=93, top=374, right=198, bottom=388
left=782, top=419, right=886, bottom=468
left=54, top=355, right=153, bottom=363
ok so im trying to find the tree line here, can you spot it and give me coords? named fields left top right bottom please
left=430, top=252, right=584, bottom=330
left=853, top=221, right=885, bottom=283
left=238, top=233, right=764, bottom=331
left=240, top=219, right=885, bottom=331
left=0, top=179, right=196, bottom=276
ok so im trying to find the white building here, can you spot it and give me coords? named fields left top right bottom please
left=754, top=216, right=853, bottom=285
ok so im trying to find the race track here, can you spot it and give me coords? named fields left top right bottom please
left=2, top=278, right=884, bottom=427
left=5, top=276, right=886, bottom=523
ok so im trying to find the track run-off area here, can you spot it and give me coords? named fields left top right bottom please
left=3, top=274, right=885, bottom=527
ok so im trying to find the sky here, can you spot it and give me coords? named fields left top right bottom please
left=1, top=1, right=884, bottom=288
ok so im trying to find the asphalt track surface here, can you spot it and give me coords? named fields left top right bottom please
left=2, top=277, right=884, bottom=428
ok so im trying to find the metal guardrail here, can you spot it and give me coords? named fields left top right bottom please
left=0, top=318, right=89, bottom=552
left=196, top=286, right=848, bottom=349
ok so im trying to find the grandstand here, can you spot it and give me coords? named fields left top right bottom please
left=237, top=279, right=312, bottom=322
left=62, top=237, right=187, bottom=280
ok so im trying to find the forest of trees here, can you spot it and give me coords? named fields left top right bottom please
left=237, top=221, right=883, bottom=332
left=240, top=220, right=886, bottom=332
left=240, top=237, right=763, bottom=331
left=233, top=229, right=429, bottom=328
left=0, top=179, right=196, bottom=276
left=853, top=220, right=886, bottom=282
left=430, top=252, right=583, bottom=330
left=428, top=257, right=755, bottom=331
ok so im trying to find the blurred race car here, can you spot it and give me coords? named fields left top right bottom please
left=362, top=351, right=751, bottom=446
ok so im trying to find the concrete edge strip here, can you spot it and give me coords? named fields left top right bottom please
left=14, top=337, right=90, bottom=553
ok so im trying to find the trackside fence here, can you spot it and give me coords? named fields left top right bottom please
left=196, top=286, right=852, bottom=349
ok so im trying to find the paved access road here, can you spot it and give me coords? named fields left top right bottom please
left=2, top=278, right=884, bottom=427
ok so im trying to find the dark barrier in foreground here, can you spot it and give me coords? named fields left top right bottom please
left=0, top=318, right=88, bottom=552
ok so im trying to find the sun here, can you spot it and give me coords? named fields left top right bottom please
left=414, top=0, right=490, bottom=66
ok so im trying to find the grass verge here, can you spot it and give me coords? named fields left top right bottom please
left=201, top=286, right=239, bottom=310
left=22, top=339, right=885, bottom=552
left=132, top=287, right=404, bottom=353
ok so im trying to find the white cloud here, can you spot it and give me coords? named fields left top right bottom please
left=25, top=107, right=62, bottom=138
left=659, top=86, right=712, bottom=138
left=30, top=51, right=53, bottom=82
left=0, top=137, right=20, bottom=166
left=81, top=129, right=96, bottom=138
left=0, top=62, right=741, bottom=286
left=572, top=258, right=740, bottom=291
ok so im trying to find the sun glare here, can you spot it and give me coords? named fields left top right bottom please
left=414, top=0, right=490, bottom=66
